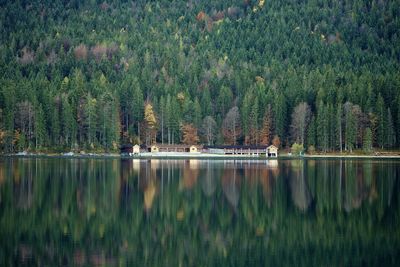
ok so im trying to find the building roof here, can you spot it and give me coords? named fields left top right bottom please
left=151, top=144, right=203, bottom=148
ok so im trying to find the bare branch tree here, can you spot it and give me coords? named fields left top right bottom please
left=222, top=106, right=242, bottom=145
left=290, top=102, right=311, bottom=144
left=201, top=116, right=217, bottom=145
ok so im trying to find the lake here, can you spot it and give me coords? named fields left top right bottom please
left=0, top=158, right=399, bottom=266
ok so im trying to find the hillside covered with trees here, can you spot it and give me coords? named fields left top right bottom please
left=0, top=0, right=399, bottom=153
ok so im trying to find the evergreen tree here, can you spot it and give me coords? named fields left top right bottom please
left=376, top=94, right=386, bottom=149
left=132, top=83, right=144, bottom=140
left=61, top=95, right=77, bottom=148
left=201, top=88, right=212, bottom=116
left=241, top=90, right=253, bottom=143
left=109, top=98, right=121, bottom=151
left=397, top=96, right=400, bottom=147
left=34, top=104, right=46, bottom=149
left=260, top=104, right=273, bottom=145
left=363, top=127, right=373, bottom=153
left=159, top=96, right=166, bottom=144
left=344, top=102, right=356, bottom=152
left=84, top=93, right=97, bottom=147
left=274, top=92, right=287, bottom=144
left=193, top=98, right=202, bottom=128
left=306, top=115, right=316, bottom=149
left=327, top=104, right=335, bottom=150
left=50, top=104, right=61, bottom=146
left=317, top=101, right=328, bottom=152
left=386, top=108, right=396, bottom=148
left=249, top=100, right=259, bottom=144
left=336, top=103, right=343, bottom=152
left=217, top=86, right=233, bottom=118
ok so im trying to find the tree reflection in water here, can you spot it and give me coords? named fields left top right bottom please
left=0, top=158, right=399, bottom=266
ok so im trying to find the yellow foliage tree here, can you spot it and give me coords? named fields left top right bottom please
left=144, top=102, right=157, bottom=144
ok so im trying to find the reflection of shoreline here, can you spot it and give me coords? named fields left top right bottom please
left=304, top=154, right=400, bottom=159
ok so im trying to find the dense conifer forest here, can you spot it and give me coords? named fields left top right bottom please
left=0, top=0, right=399, bottom=152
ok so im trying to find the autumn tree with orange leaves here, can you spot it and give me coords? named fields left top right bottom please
left=181, top=123, right=200, bottom=144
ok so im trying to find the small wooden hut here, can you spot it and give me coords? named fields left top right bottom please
left=133, top=144, right=140, bottom=154
left=190, top=145, right=198, bottom=153
left=151, top=145, right=159, bottom=153
left=266, top=145, right=278, bottom=157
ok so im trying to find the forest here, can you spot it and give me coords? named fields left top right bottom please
left=0, top=0, right=399, bottom=153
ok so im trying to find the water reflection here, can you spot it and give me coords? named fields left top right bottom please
left=0, top=158, right=399, bottom=266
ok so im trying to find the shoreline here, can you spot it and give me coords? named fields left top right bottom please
left=1, top=152, right=400, bottom=159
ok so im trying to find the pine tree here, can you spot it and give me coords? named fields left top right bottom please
left=70, top=68, right=86, bottom=108
left=193, top=98, right=202, bottom=128
left=336, top=103, right=343, bottom=152
left=397, top=96, right=400, bottom=147
left=132, top=80, right=144, bottom=139
left=50, top=104, right=61, bottom=146
left=363, top=127, right=373, bottom=152
left=218, top=86, right=233, bottom=118
left=376, top=94, right=386, bottom=149
left=201, top=88, right=212, bottom=116
left=109, top=98, right=121, bottom=151
left=165, top=95, right=180, bottom=144
left=249, top=100, right=259, bottom=144
left=61, top=95, right=77, bottom=148
left=274, top=92, right=287, bottom=144
left=242, top=90, right=253, bottom=143
left=344, top=102, right=356, bottom=152
left=386, top=108, right=396, bottom=148
left=260, top=104, right=273, bottom=145
left=306, top=115, right=316, bottom=149
left=317, top=101, right=328, bottom=152
left=84, top=93, right=97, bottom=147
left=159, top=96, right=166, bottom=144
left=34, top=104, right=46, bottom=149
left=327, top=104, right=335, bottom=150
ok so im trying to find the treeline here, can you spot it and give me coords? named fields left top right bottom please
left=0, top=0, right=399, bottom=152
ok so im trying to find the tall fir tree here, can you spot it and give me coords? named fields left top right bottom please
left=260, top=104, right=273, bottom=145
left=376, top=94, right=386, bottom=149
left=363, top=127, right=373, bottom=152
left=344, top=102, right=356, bottom=152
left=274, top=92, right=287, bottom=145
left=249, top=101, right=259, bottom=144
left=317, top=101, right=328, bottom=152
left=306, top=115, right=316, bottom=149
left=336, top=103, right=343, bottom=152
left=386, top=108, right=396, bottom=148
left=61, top=95, right=77, bottom=148
left=34, top=104, right=46, bottom=149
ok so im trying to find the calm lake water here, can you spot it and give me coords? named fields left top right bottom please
left=0, top=158, right=399, bottom=266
